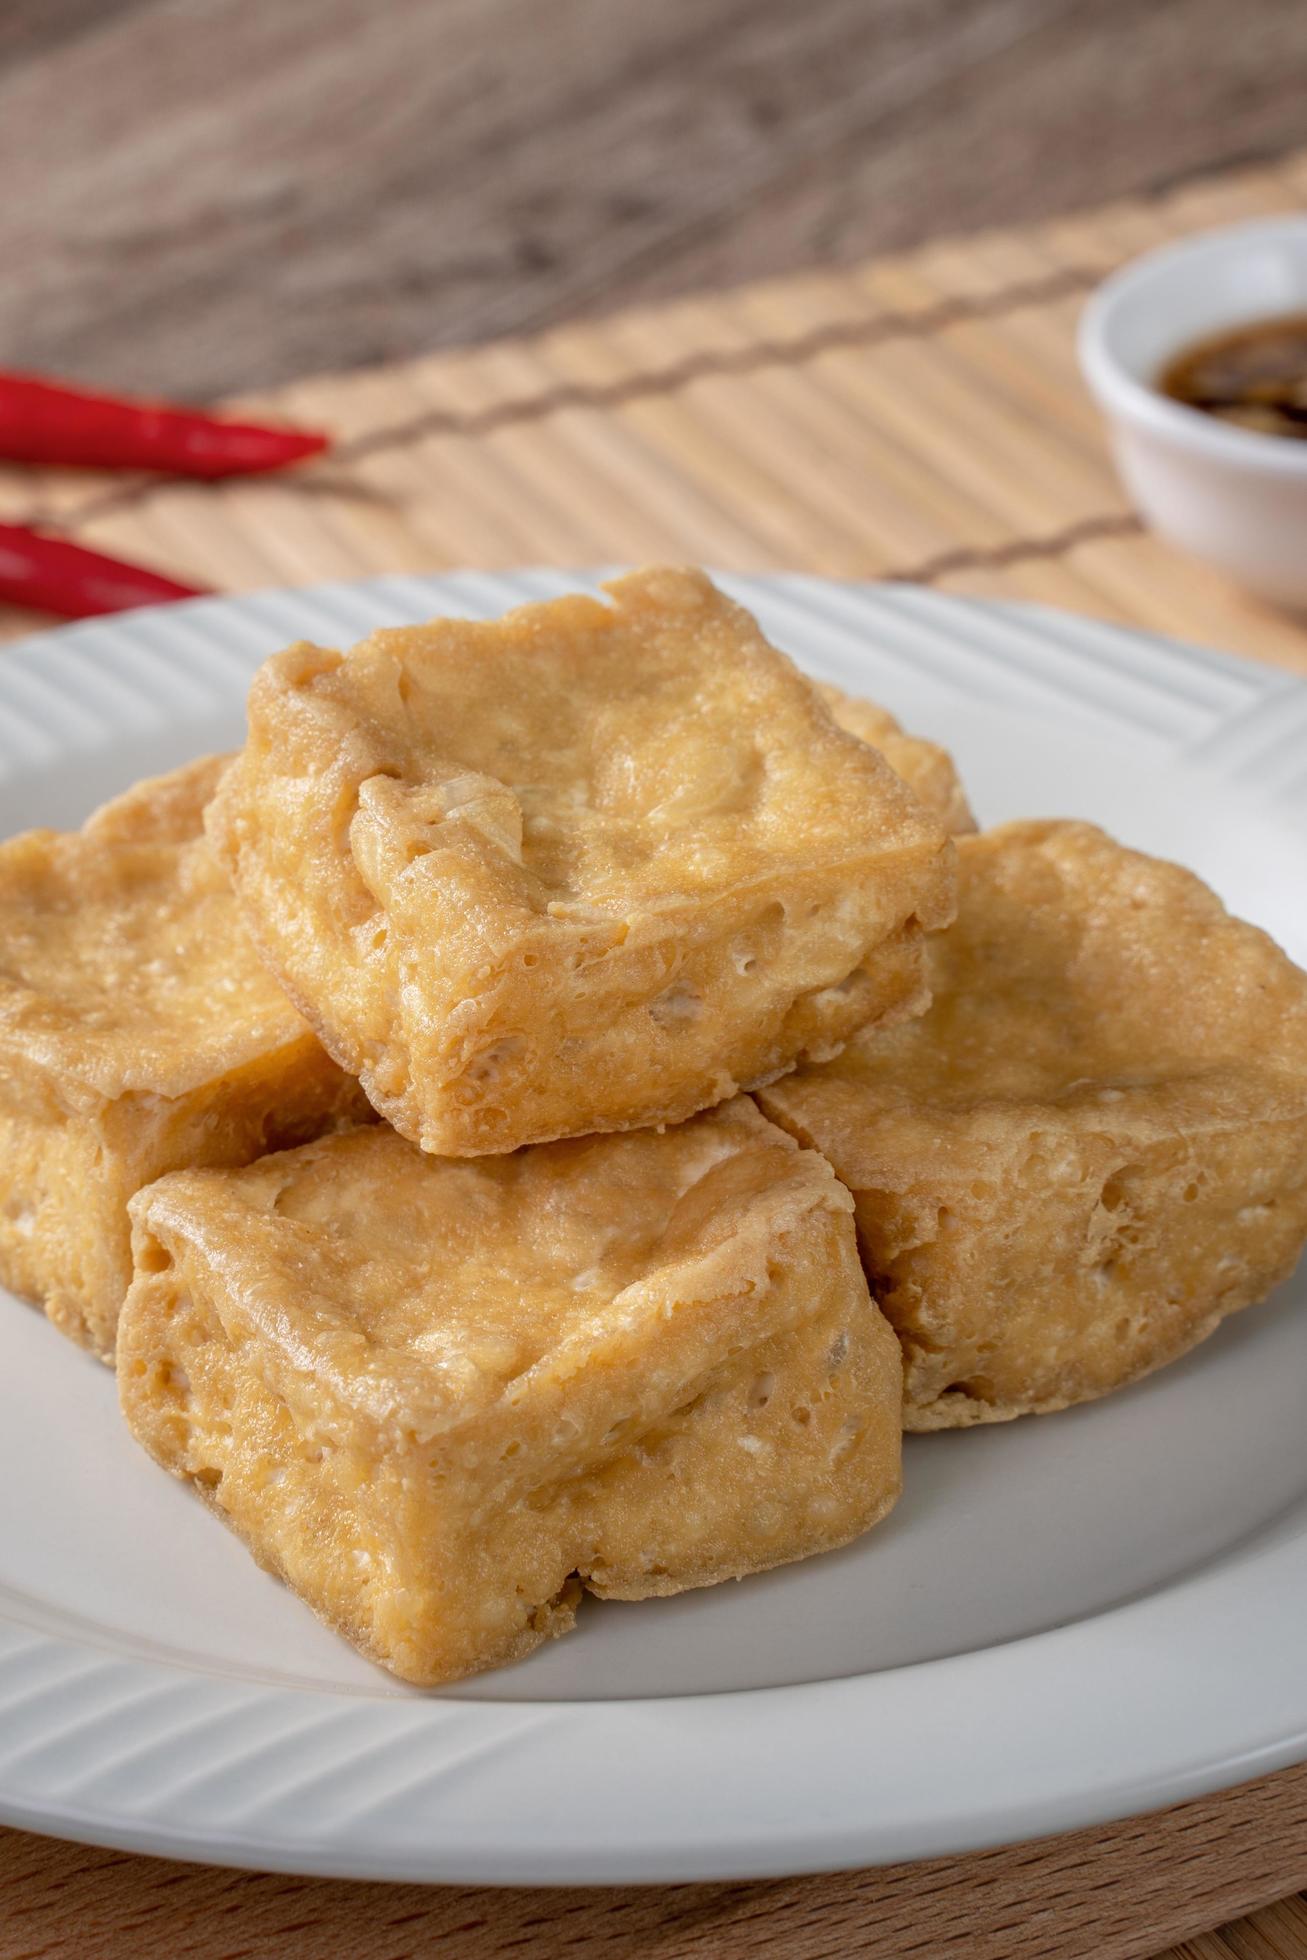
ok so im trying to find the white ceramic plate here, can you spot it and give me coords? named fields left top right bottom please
left=1, top=572, right=1305, bottom=1885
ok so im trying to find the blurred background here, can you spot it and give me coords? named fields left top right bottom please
left=4, top=0, right=1307, bottom=671
left=7, top=0, right=1307, bottom=398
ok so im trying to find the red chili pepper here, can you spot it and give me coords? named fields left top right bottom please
left=0, top=523, right=207, bottom=617
left=0, top=374, right=329, bottom=478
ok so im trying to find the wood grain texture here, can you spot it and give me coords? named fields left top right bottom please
left=614, top=0, right=1307, bottom=313
left=3, top=138, right=1307, bottom=1960
left=2, top=1763, right=1306, bottom=1959
left=2, top=0, right=1306, bottom=397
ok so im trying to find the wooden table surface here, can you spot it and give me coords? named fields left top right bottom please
left=4, top=0, right=1307, bottom=398
left=3, top=1767, right=1307, bottom=1960
left=4, top=13, right=1307, bottom=1957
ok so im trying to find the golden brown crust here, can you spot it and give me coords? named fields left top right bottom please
left=208, top=568, right=955, bottom=1155
left=119, top=1100, right=903, bottom=1685
left=0, top=756, right=312, bottom=1100
left=815, top=682, right=976, bottom=836
left=759, top=821, right=1307, bottom=1428
left=0, top=758, right=369, bottom=1357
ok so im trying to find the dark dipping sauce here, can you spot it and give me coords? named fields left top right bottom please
left=1160, top=314, right=1307, bottom=440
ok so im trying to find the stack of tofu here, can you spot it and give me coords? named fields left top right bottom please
left=3, top=567, right=1305, bottom=1685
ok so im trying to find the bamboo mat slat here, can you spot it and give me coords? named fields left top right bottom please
left=3, top=150, right=1307, bottom=1960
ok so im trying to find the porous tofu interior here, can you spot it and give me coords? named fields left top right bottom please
left=875, top=1112, right=1307, bottom=1426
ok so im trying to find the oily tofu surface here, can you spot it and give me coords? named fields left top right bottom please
left=207, top=567, right=955, bottom=1155
left=118, top=1101, right=903, bottom=1685
left=816, top=683, right=976, bottom=837
left=758, top=821, right=1307, bottom=1429
left=0, top=758, right=368, bottom=1358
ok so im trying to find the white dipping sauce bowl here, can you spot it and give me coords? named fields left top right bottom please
left=1079, top=217, right=1307, bottom=609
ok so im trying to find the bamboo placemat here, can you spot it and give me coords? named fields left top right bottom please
left=3, top=152, right=1307, bottom=1960
left=2, top=148, right=1307, bottom=679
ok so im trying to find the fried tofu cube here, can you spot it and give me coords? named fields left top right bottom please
left=207, top=568, right=955, bottom=1156
left=118, top=1099, right=902, bottom=1686
left=758, top=822, right=1307, bottom=1429
left=0, top=758, right=369, bottom=1359
left=815, top=682, right=976, bottom=836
